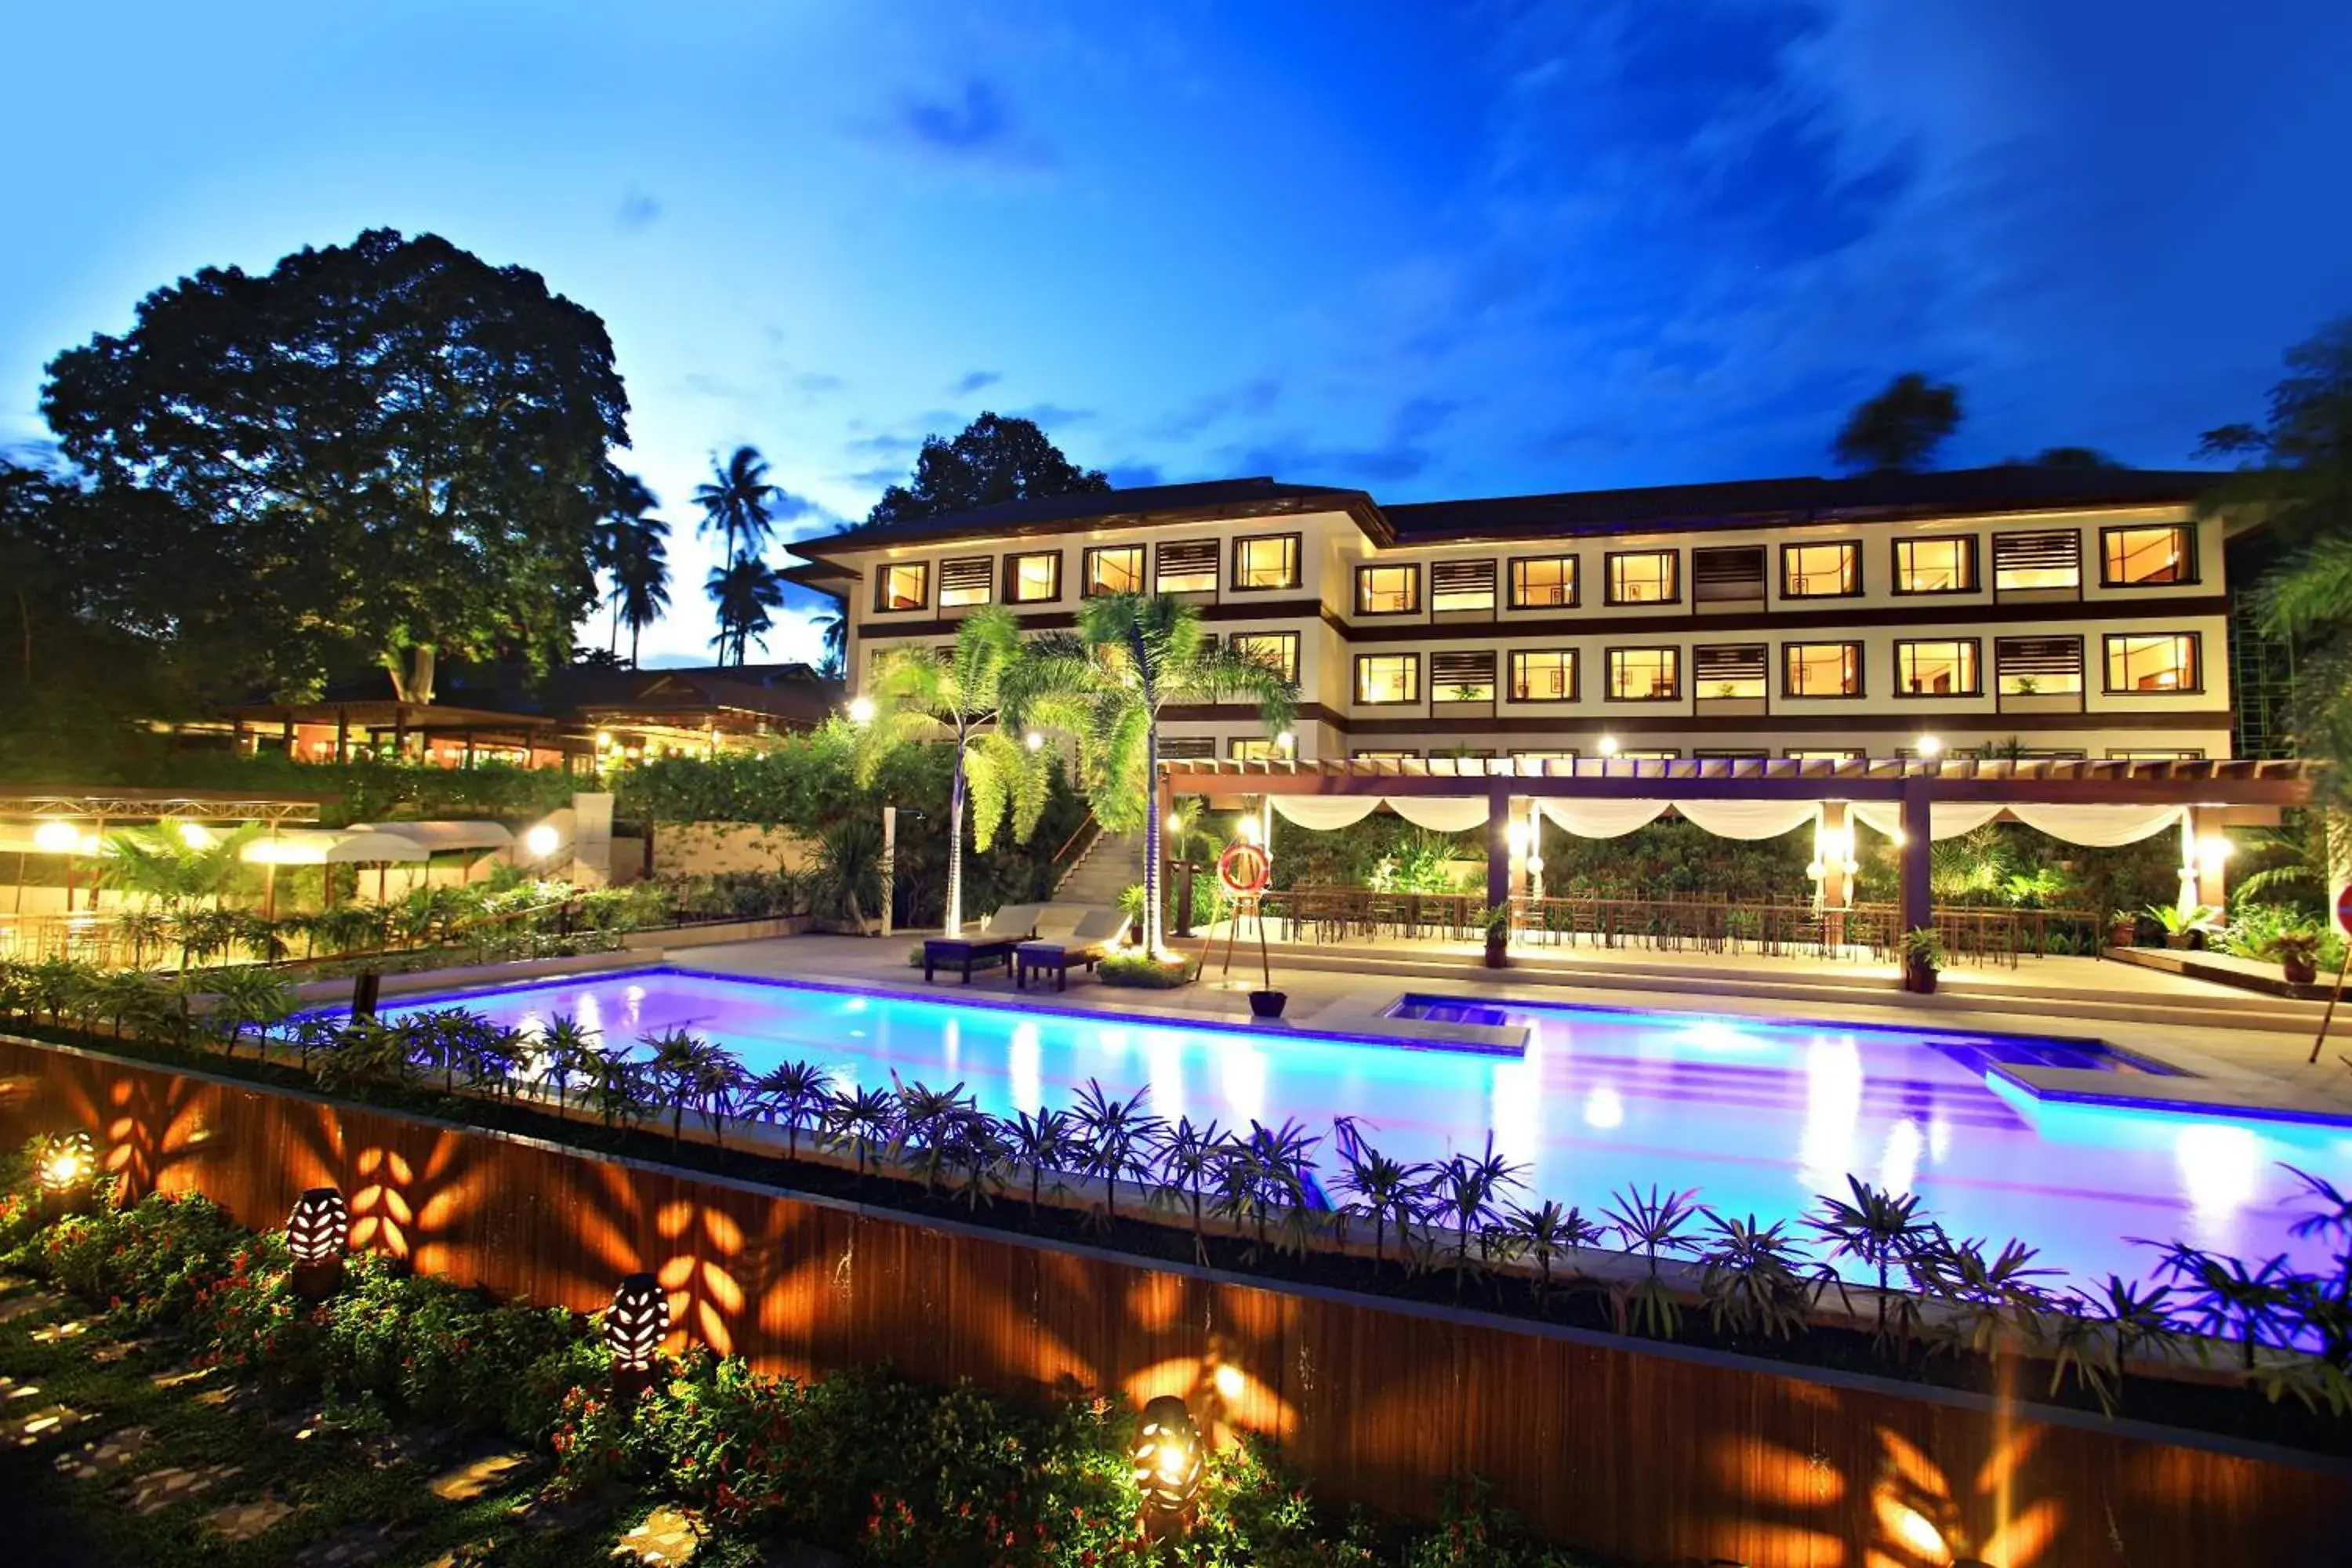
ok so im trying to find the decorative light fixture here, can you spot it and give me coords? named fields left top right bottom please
left=32, top=819, right=81, bottom=854
left=1132, top=1394, right=1203, bottom=1526
left=1597, top=735, right=1619, bottom=757
left=1275, top=729, right=1295, bottom=753
left=1025, top=729, right=1045, bottom=751
left=1235, top=814, right=1262, bottom=847
left=847, top=695, right=877, bottom=724
left=605, top=1272, right=670, bottom=1398
left=594, top=729, right=614, bottom=750
left=175, top=820, right=212, bottom=849
left=523, top=823, right=561, bottom=859
left=287, top=1187, right=350, bottom=1300
left=36, top=1131, right=94, bottom=1215
left=1505, top=820, right=1530, bottom=858
left=1167, top=811, right=1185, bottom=838
left=1915, top=734, right=1943, bottom=758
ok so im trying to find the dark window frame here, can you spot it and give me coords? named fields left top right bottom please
left=1226, top=630, right=1301, bottom=684
left=1892, top=637, right=1984, bottom=699
left=1081, top=544, right=1146, bottom=598
left=1002, top=550, right=1061, bottom=604
left=1229, top=532, right=1303, bottom=593
left=1429, top=557, right=1499, bottom=613
left=2100, top=631, right=2204, bottom=695
left=1779, top=540, right=1864, bottom=600
left=1605, top=644, right=1682, bottom=702
left=1891, top=535, right=1980, bottom=595
left=1507, top=554, right=1581, bottom=610
left=1780, top=640, right=1866, bottom=699
left=1154, top=539, right=1222, bottom=593
left=1355, top=562, right=1423, bottom=617
left=1603, top=550, right=1681, bottom=607
left=1991, top=528, right=2084, bottom=593
left=2098, top=523, right=2200, bottom=588
left=1506, top=648, right=1580, bottom=703
left=873, top=560, right=931, bottom=614
left=1352, top=652, right=1423, bottom=705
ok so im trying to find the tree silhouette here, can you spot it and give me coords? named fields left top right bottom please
left=694, top=445, right=779, bottom=563
left=1832, top=373, right=1963, bottom=474
left=706, top=556, right=784, bottom=667
left=597, top=472, right=671, bottom=666
left=865, top=412, right=1108, bottom=527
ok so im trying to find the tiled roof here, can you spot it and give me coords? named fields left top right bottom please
left=791, top=477, right=1374, bottom=554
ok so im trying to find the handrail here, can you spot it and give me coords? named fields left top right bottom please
left=1051, top=815, right=1099, bottom=865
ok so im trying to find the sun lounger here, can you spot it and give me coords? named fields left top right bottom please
left=922, top=904, right=1046, bottom=983
left=1014, top=906, right=1131, bottom=991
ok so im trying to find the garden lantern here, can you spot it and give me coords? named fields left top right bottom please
left=286, top=1187, right=350, bottom=1299
left=1132, top=1394, right=1203, bottom=1527
left=605, top=1272, right=669, bottom=1399
left=35, top=1131, right=94, bottom=1214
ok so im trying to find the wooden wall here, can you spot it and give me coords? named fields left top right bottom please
left=4, top=1036, right=2343, bottom=1568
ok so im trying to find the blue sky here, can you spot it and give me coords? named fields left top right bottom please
left=4, top=0, right=2347, bottom=666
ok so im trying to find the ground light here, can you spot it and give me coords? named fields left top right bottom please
left=605, top=1272, right=670, bottom=1401
left=286, top=1187, right=350, bottom=1300
left=36, top=1130, right=95, bottom=1217
left=1132, top=1394, right=1203, bottom=1529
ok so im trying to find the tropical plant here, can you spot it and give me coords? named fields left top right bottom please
left=598, top=472, right=672, bottom=668
left=1330, top=1121, right=1430, bottom=1274
left=2147, top=902, right=2222, bottom=937
left=891, top=1075, right=978, bottom=1196
left=1897, top=925, right=1945, bottom=971
left=1004, top=592, right=1295, bottom=956
left=534, top=1014, right=601, bottom=1112
left=1069, top=1079, right=1158, bottom=1226
left=205, top=966, right=295, bottom=1056
left=823, top=1083, right=899, bottom=1180
left=1807, top=1176, right=1939, bottom=1352
left=1431, top=1134, right=1526, bottom=1301
left=1602, top=1183, right=1703, bottom=1337
left=692, top=445, right=779, bottom=565
left=1145, top=1115, right=1228, bottom=1258
left=643, top=1028, right=731, bottom=1149
left=705, top=554, right=785, bottom=666
left=858, top=605, right=1049, bottom=935
left=746, top=1060, right=830, bottom=1158
left=1499, top=1199, right=1602, bottom=1304
left=1697, top=1211, right=1817, bottom=1340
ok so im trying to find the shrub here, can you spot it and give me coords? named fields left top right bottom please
left=1100, top=950, right=1196, bottom=988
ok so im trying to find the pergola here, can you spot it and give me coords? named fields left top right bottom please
left=1155, top=755, right=2318, bottom=938
left=0, top=786, right=333, bottom=916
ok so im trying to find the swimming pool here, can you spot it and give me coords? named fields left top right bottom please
left=362, top=966, right=2351, bottom=1288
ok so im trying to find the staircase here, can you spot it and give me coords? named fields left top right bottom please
left=1053, top=826, right=1145, bottom=909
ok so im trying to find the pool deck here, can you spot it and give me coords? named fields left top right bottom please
left=659, top=931, right=2352, bottom=1121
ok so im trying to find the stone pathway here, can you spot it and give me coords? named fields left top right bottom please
left=150, top=1365, right=216, bottom=1391
left=0, top=1287, right=67, bottom=1325
left=53, top=1424, right=151, bottom=1479
left=428, top=1444, right=534, bottom=1501
left=28, top=1318, right=89, bottom=1344
left=613, top=1505, right=704, bottom=1565
left=124, top=1461, right=241, bottom=1516
left=3, top=1400, right=84, bottom=1447
left=206, top=1495, right=298, bottom=1541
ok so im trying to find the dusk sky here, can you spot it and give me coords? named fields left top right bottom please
left=5, top=0, right=2347, bottom=666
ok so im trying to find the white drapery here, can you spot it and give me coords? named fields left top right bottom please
left=1269, top=796, right=1385, bottom=831
left=1849, top=802, right=2006, bottom=841
left=1387, top=797, right=1494, bottom=833
left=1672, top=800, right=1821, bottom=841
left=2007, top=803, right=2184, bottom=847
left=1539, top=798, right=1671, bottom=838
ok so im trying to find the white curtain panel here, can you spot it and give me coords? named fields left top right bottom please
left=1849, top=801, right=2007, bottom=841
left=1540, top=798, right=1671, bottom=838
left=1388, top=796, right=1495, bottom=833
left=1671, top=799, right=1821, bottom=841
left=2007, top=803, right=2185, bottom=848
left=1269, top=796, right=1385, bottom=831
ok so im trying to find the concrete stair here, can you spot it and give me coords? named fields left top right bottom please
left=1053, top=826, right=1145, bottom=909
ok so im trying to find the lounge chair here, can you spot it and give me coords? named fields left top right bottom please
left=922, top=904, right=1046, bottom=983
left=1014, top=906, right=1132, bottom=991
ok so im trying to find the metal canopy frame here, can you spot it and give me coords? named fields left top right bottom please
left=0, top=788, right=332, bottom=825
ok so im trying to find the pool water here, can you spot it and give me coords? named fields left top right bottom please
left=362, top=967, right=2351, bottom=1288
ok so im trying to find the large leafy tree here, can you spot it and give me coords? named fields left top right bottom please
left=2201, top=318, right=2352, bottom=804
left=706, top=556, right=784, bottom=666
left=41, top=228, right=630, bottom=703
left=1007, top=593, right=1294, bottom=956
left=865, top=412, right=1108, bottom=527
left=857, top=606, right=1047, bottom=935
left=1832, top=373, right=1963, bottom=474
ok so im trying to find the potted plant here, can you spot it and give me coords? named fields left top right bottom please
left=2107, top=907, right=2139, bottom=950
left=1898, top=926, right=1944, bottom=994
left=2263, top=927, right=2322, bottom=986
left=1479, top=903, right=1512, bottom=968
left=2145, top=902, right=2221, bottom=950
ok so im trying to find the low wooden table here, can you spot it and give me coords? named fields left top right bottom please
left=922, top=936, right=1019, bottom=983
left=1014, top=939, right=1108, bottom=991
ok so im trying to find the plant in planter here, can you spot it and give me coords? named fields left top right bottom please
left=1898, top=925, right=1944, bottom=993
left=2108, top=906, right=2141, bottom=950
left=2145, top=902, right=2222, bottom=949
left=2262, top=926, right=2323, bottom=985
left=1478, top=902, right=1512, bottom=968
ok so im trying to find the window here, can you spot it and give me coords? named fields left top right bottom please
left=1511, top=749, right=1578, bottom=761
left=1232, top=534, right=1301, bottom=591
left=1614, top=749, right=1681, bottom=760
left=1781, top=542, right=1860, bottom=597
left=1083, top=546, right=1144, bottom=596
left=1693, top=643, right=1767, bottom=699
left=1508, top=555, right=1577, bottom=608
left=2109, top=748, right=2205, bottom=760
left=1431, top=559, right=1496, bottom=613
left=1508, top=649, right=1578, bottom=702
left=1993, top=529, right=2082, bottom=592
left=1229, top=737, right=1284, bottom=760
left=1156, top=540, right=1221, bottom=593
left=1352, top=749, right=1421, bottom=760
left=2104, top=632, right=2200, bottom=693
left=1783, top=641, right=1863, bottom=698
left=1431, top=649, right=1497, bottom=703
left=1895, top=639, right=1981, bottom=697
left=1693, top=749, right=1769, bottom=760
left=1607, top=646, right=1679, bottom=700
left=2102, top=524, right=2196, bottom=586
left=1227, top=631, right=1299, bottom=683
left=938, top=557, right=993, bottom=607
left=1894, top=536, right=1978, bottom=593
left=1354, top=653, right=1421, bottom=704
left=1606, top=550, right=1679, bottom=604
left=1005, top=551, right=1061, bottom=604
left=875, top=562, right=929, bottom=612
left=1787, top=749, right=1865, bottom=761
left=1994, top=635, right=2084, bottom=695
left=1157, top=737, right=1216, bottom=760
left=1692, top=546, right=1766, bottom=604
left=1356, top=564, right=1421, bottom=615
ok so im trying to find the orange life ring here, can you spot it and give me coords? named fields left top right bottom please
left=1217, top=842, right=1271, bottom=895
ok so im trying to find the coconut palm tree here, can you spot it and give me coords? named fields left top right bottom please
left=693, top=445, right=779, bottom=564
left=706, top=555, right=785, bottom=666
left=858, top=604, right=1049, bottom=935
left=95, top=822, right=260, bottom=916
left=810, top=612, right=847, bottom=679
left=598, top=477, right=672, bottom=668
left=1005, top=593, right=1295, bottom=956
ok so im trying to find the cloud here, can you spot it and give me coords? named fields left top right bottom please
left=847, top=465, right=906, bottom=490
left=949, top=369, right=1002, bottom=396
left=1222, top=396, right=1468, bottom=487
left=893, top=78, right=1052, bottom=167
left=793, top=372, right=846, bottom=395
left=1011, top=402, right=1093, bottom=429
left=615, top=190, right=661, bottom=230
left=843, top=431, right=921, bottom=458
left=1149, top=376, right=1283, bottom=440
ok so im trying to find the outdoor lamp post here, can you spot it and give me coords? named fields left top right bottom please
left=1132, top=1394, right=1203, bottom=1529
left=286, top=1187, right=350, bottom=1300
left=36, top=1130, right=95, bottom=1218
left=605, top=1272, right=670, bottom=1401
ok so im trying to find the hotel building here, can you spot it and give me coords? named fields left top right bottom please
left=786, top=467, right=2247, bottom=764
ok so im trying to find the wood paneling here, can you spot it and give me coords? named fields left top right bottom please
left=4, top=1037, right=2342, bottom=1568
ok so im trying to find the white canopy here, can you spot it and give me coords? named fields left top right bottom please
left=1849, top=802, right=2006, bottom=842
left=350, top=819, right=514, bottom=853
left=242, top=829, right=430, bottom=866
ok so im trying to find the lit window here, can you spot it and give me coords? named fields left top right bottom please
left=2102, top=524, right=2194, bottom=586
left=876, top=562, right=929, bottom=612
left=1431, top=560, right=1497, bottom=613
left=1356, top=564, right=1421, bottom=615
left=1509, top=556, right=1577, bottom=608
left=1895, top=640, right=1980, bottom=696
left=1007, top=551, right=1061, bottom=603
left=1232, top=535, right=1300, bottom=591
left=1606, top=646, right=1679, bottom=700
left=1613, top=748, right=1680, bottom=760
left=1693, top=644, right=1767, bottom=699
left=938, top=557, right=992, bottom=608
left=1227, top=632, right=1298, bottom=683
left=1229, top=737, right=1282, bottom=760
left=1431, top=650, right=1496, bottom=703
left=2104, top=633, right=2198, bottom=692
left=1993, top=530, right=2082, bottom=592
left=1787, top=749, right=1864, bottom=761
left=1508, top=650, right=1577, bottom=702
left=1782, top=542, right=1859, bottom=597
left=2108, top=749, right=2205, bottom=760
left=1994, top=636, right=2083, bottom=695
left=1606, top=551, right=1678, bottom=604
left=1083, top=546, right=1144, bottom=596
left=1352, top=749, right=1419, bottom=760
left=1511, top=749, right=1578, bottom=761
left=1894, top=537, right=1976, bottom=593
left=1354, top=653, right=1421, bottom=704
left=1783, top=641, right=1862, bottom=697
left=1156, top=540, right=1220, bottom=593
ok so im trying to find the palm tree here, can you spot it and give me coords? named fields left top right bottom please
left=810, top=612, right=846, bottom=680
left=599, top=477, right=672, bottom=668
left=1006, top=593, right=1295, bottom=956
left=693, top=445, right=779, bottom=564
left=858, top=604, right=1048, bottom=935
left=95, top=823, right=260, bottom=916
left=706, top=555, right=784, bottom=666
